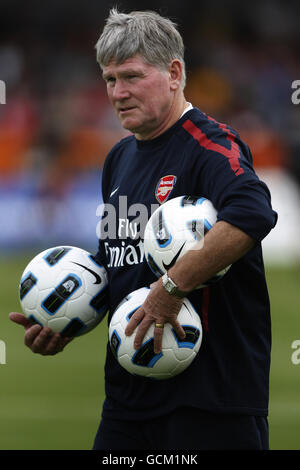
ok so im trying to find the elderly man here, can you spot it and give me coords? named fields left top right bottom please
left=11, top=8, right=277, bottom=450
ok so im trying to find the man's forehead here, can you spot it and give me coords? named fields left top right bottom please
left=102, top=55, right=151, bottom=74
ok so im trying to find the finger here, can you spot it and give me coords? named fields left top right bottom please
left=31, top=329, right=72, bottom=356
left=9, top=312, right=33, bottom=329
left=42, top=333, right=70, bottom=356
left=125, top=307, right=145, bottom=336
left=153, top=323, right=165, bottom=354
left=173, top=320, right=186, bottom=341
left=133, top=317, right=153, bottom=350
left=30, top=327, right=54, bottom=354
left=25, top=325, right=51, bottom=351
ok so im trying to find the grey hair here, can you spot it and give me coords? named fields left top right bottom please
left=95, top=8, right=186, bottom=90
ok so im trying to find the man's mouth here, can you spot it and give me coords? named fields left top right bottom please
left=119, top=106, right=136, bottom=114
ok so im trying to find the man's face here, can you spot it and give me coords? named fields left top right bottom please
left=102, top=55, right=175, bottom=140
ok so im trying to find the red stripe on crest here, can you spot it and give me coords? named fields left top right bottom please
left=155, top=175, right=176, bottom=204
left=182, top=119, right=244, bottom=176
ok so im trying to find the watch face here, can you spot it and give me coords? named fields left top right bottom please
left=166, top=282, right=174, bottom=293
left=166, top=280, right=178, bottom=295
left=162, top=274, right=182, bottom=297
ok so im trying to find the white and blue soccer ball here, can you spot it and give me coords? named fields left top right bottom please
left=19, top=246, right=108, bottom=337
left=109, top=287, right=202, bottom=380
left=143, top=195, right=231, bottom=287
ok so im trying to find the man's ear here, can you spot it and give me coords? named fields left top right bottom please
left=169, top=59, right=183, bottom=91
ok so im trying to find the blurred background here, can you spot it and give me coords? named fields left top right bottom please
left=0, top=0, right=299, bottom=450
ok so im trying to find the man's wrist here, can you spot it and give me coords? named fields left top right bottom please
left=161, top=272, right=190, bottom=299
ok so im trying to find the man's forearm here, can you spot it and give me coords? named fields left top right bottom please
left=168, top=220, right=255, bottom=292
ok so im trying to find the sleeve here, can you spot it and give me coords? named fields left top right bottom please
left=190, top=126, right=278, bottom=242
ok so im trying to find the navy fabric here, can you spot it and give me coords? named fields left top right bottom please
left=95, top=107, right=277, bottom=422
left=93, top=407, right=269, bottom=450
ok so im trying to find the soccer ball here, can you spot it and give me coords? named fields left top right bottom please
left=143, top=195, right=231, bottom=287
left=109, top=287, right=202, bottom=380
left=19, top=245, right=108, bottom=337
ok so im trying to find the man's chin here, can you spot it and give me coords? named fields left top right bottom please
left=119, top=116, right=156, bottom=139
left=121, top=119, right=142, bottom=134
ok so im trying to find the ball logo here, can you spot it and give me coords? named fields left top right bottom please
left=155, top=175, right=177, bottom=204
left=62, top=279, right=75, bottom=293
left=156, top=228, right=166, bottom=240
left=71, top=261, right=102, bottom=284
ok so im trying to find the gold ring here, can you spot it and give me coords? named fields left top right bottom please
left=155, top=323, right=164, bottom=329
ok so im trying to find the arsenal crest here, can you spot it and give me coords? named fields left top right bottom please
left=155, top=175, right=177, bottom=204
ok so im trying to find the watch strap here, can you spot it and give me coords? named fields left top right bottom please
left=161, top=273, right=188, bottom=299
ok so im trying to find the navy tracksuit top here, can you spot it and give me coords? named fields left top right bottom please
left=95, top=107, right=278, bottom=420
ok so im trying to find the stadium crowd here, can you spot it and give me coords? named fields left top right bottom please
left=0, top=0, right=299, bottom=252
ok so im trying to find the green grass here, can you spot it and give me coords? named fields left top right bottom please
left=266, top=265, right=300, bottom=450
left=0, top=254, right=108, bottom=449
left=0, top=255, right=299, bottom=449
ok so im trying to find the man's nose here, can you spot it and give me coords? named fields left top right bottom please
left=112, top=80, right=130, bottom=100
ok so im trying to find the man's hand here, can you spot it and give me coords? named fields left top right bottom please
left=124, top=279, right=186, bottom=354
left=9, top=312, right=72, bottom=355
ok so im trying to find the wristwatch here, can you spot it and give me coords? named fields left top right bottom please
left=161, top=272, right=188, bottom=298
